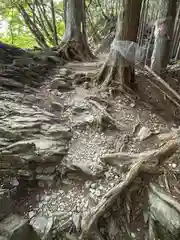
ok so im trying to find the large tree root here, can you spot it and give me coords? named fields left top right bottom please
left=58, top=40, right=94, bottom=62
left=88, top=98, right=127, bottom=130
left=96, top=50, right=135, bottom=92
left=80, top=134, right=178, bottom=239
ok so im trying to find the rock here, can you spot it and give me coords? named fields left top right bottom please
left=172, top=163, right=177, bottom=168
left=83, top=82, right=89, bottom=89
left=50, top=79, right=72, bottom=91
left=37, top=175, right=55, bottom=188
left=50, top=102, right=63, bottom=111
left=50, top=79, right=62, bottom=89
left=138, top=126, right=152, bottom=141
left=149, top=183, right=180, bottom=238
left=59, top=68, right=69, bottom=76
left=47, top=125, right=71, bottom=139
left=47, top=56, right=61, bottom=63
left=95, top=189, right=101, bottom=197
left=0, top=77, right=24, bottom=88
left=2, top=141, right=36, bottom=154
left=42, top=166, right=56, bottom=174
left=18, top=170, right=32, bottom=177
left=0, top=98, right=71, bottom=183
left=72, top=213, right=81, bottom=232
left=28, top=211, right=34, bottom=219
left=30, top=215, right=53, bottom=240
left=72, top=114, right=94, bottom=128
left=90, top=183, right=96, bottom=189
left=130, top=102, right=136, bottom=108
left=72, top=104, right=90, bottom=114
left=0, top=189, right=13, bottom=220
left=13, top=58, right=35, bottom=67
left=64, top=162, right=97, bottom=180
left=0, top=214, right=32, bottom=240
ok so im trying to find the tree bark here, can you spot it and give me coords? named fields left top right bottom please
left=97, top=0, right=143, bottom=91
left=59, top=0, right=93, bottom=61
left=50, top=0, right=59, bottom=46
left=151, top=0, right=177, bottom=74
left=171, top=2, right=180, bottom=59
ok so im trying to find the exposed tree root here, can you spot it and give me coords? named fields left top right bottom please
left=58, top=40, right=95, bottom=62
left=80, top=135, right=178, bottom=239
left=96, top=50, right=135, bottom=92
left=88, top=99, right=127, bottom=130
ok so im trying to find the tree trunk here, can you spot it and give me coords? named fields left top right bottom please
left=97, top=0, right=143, bottom=91
left=171, top=2, right=180, bottom=59
left=150, top=0, right=177, bottom=74
left=59, top=0, right=93, bottom=61
left=50, top=0, right=59, bottom=46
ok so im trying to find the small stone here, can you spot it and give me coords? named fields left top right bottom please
left=130, top=103, right=135, bottom=108
left=44, top=196, right=51, bottom=202
left=105, top=172, right=111, bottom=178
left=85, top=181, right=92, bottom=188
left=76, top=207, right=80, bottom=212
left=77, top=199, right=81, bottom=203
left=52, top=229, right=56, bottom=236
left=51, top=101, right=63, bottom=111
left=90, top=183, right=96, bottom=189
left=83, top=82, right=89, bottom=89
left=36, top=195, right=40, bottom=201
left=110, top=182, right=115, bottom=187
left=38, top=181, right=45, bottom=188
left=28, top=211, right=34, bottom=219
left=95, top=190, right=101, bottom=197
left=131, top=232, right=136, bottom=238
left=99, top=185, right=103, bottom=190
left=172, top=163, right=177, bottom=168
left=84, top=201, right=88, bottom=208
left=72, top=213, right=81, bottom=231
left=0, top=214, right=30, bottom=239
left=138, top=126, right=152, bottom=141
left=154, top=129, right=160, bottom=134
left=30, top=215, right=53, bottom=239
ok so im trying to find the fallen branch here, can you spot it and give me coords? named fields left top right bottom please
left=144, top=65, right=180, bottom=108
left=80, top=138, right=177, bottom=239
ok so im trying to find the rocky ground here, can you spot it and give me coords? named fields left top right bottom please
left=1, top=45, right=180, bottom=239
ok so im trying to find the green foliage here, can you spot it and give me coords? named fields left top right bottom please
left=56, top=21, right=65, bottom=36
left=1, top=34, right=36, bottom=48
left=0, top=2, right=35, bottom=48
left=0, top=0, right=65, bottom=48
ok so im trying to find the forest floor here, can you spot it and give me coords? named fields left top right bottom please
left=1, top=50, right=180, bottom=239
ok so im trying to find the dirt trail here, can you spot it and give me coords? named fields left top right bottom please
left=15, top=58, right=174, bottom=237
left=1, top=53, right=180, bottom=239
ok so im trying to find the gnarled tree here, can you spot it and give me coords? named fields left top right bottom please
left=59, top=0, right=94, bottom=61
left=97, top=0, right=143, bottom=91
